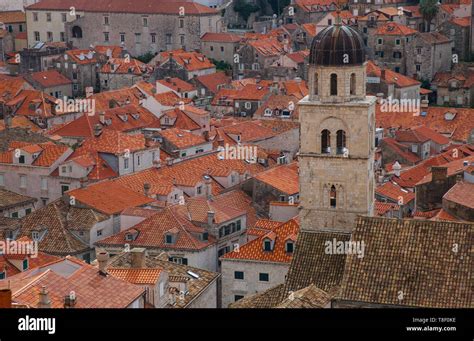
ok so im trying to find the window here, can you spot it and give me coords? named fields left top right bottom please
left=22, top=259, right=28, bottom=270
left=120, top=33, right=125, bottom=43
left=25, top=208, right=32, bottom=215
left=179, top=19, right=184, bottom=28
left=328, top=19, right=332, bottom=25
left=259, top=273, right=269, bottom=282
left=321, top=129, right=331, bottom=154
left=166, top=34, right=172, bottom=44
left=416, top=64, right=421, bottom=72
left=72, top=26, right=83, bottom=38
left=234, top=295, right=244, bottom=302
left=137, top=155, right=141, bottom=166
left=62, top=13, right=67, bottom=22
left=11, top=212, right=19, bottom=218
left=97, top=229, right=103, bottom=237
left=286, top=241, right=294, bottom=253
left=46, top=13, right=52, bottom=22
left=330, top=185, right=337, bottom=208
left=210, top=46, right=214, bottom=51
left=180, top=35, right=185, bottom=46
left=234, top=271, right=244, bottom=280
left=151, top=34, right=156, bottom=43
left=33, top=13, right=38, bottom=21
left=263, top=239, right=272, bottom=251
left=135, top=33, right=142, bottom=44
left=336, top=130, right=346, bottom=155
left=313, top=72, right=318, bottom=95
left=124, top=158, right=129, bottom=169
left=19, top=24, right=24, bottom=32
left=32, top=231, right=40, bottom=241
left=104, top=16, right=109, bottom=25
left=377, top=38, right=383, bottom=45
left=220, top=46, right=224, bottom=52
left=350, top=73, right=356, bottom=95
left=393, top=52, right=402, bottom=59
left=60, top=32, right=65, bottom=42
left=330, top=74, right=337, bottom=96
left=0, top=272, right=5, bottom=280
left=395, top=39, right=401, bottom=45
left=19, top=175, right=26, bottom=188
left=41, top=178, right=48, bottom=191
left=143, top=17, right=148, bottom=27
left=165, top=234, right=173, bottom=244
left=34, top=31, right=40, bottom=42
left=104, top=32, right=109, bottom=42
left=61, top=184, right=70, bottom=195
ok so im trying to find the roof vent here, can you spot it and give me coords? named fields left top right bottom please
left=444, top=112, right=456, bottom=121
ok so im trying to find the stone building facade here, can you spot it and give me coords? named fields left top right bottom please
left=299, top=25, right=376, bottom=233
left=26, top=0, right=222, bottom=57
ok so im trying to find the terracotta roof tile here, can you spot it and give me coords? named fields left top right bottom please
left=195, top=72, right=231, bottom=94
left=28, top=70, right=72, bottom=88
left=443, top=181, right=474, bottom=209
left=222, top=218, right=299, bottom=263
left=376, top=181, right=415, bottom=204
left=157, top=77, right=195, bottom=92
left=160, top=50, right=215, bottom=72
left=376, top=22, right=418, bottom=35
left=107, top=267, right=162, bottom=285
left=254, top=162, right=299, bottom=195
left=159, top=128, right=207, bottom=149
left=0, top=11, right=26, bottom=23
left=200, top=32, right=242, bottom=43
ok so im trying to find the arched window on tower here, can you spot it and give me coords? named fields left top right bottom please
left=336, top=130, right=346, bottom=155
left=330, top=74, right=337, bottom=96
left=330, top=185, right=337, bottom=208
left=321, top=129, right=331, bottom=154
left=350, top=73, right=356, bottom=95
left=313, top=72, right=319, bottom=95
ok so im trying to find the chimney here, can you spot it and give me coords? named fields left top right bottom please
left=38, top=286, right=51, bottom=308
left=431, top=166, right=447, bottom=181
left=80, top=177, right=89, bottom=188
left=143, top=183, right=151, bottom=197
left=421, top=99, right=429, bottom=108
left=166, top=157, right=173, bottom=166
left=131, top=248, right=146, bottom=268
left=0, top=289, right=12, bottom=308
left=204, top=175, right=212, bottom=200
left=96, top=250, right=109, bottom=276
left=99, top=111, right=105, bottom=124
left=456, top=174, right=463, bottom=183
left=207, top=211, right=215, bottom=228
left=64, top=292, right=76, bottom=308
left=381, top=69, right=386, bottom=80
left=93, top=124, right=103, bottom=137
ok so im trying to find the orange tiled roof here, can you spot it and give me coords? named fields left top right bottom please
left=160, top=50, right=215, bottom=72
left=78, top=128, right=149, bottom=155
left=7, top=256, right=145, bottom=308
left=374, top=201, right=400, bottom=216
left=159, top=127, right=207, bottom=149
left=0, top=11, right=26, bottom=23
left=417, top=155, right=474, bottom=185
left=113, top=152, right=266, bottom=196
left=376, top=181, right=415, bottom=203
left=301, top=23, right=318, bottom=36
left=295, top=0, right=338, bottom=12
left=64, top=49, right=98, bottom=65
left=254, top=162, right=299, bottom=195
left=107, top=268, right=162, bottom=285
left=100, top=58, right=151, bottom=75
left=376, top=105, right=474, bottom=143
left=96, top=205, right=214, bottom=251
left=6, top=90, right=58, bottom=118
left=450, top=17, right=470, bottom=27
left=443, top=181, right=474, bottom=210
left=49, top=104, right=159, bottom=137
left=94, top=45, right=123, bottom=58
left=222, top=218, right=299, bottom=263
left=201, top=32, right=242, bottom=43
left=367, top=61, right=420, bottom=87
left=29, top=70, right=72, bottom=88
left=157, top=77, right=195, bottom=92
left=27, top=0, right=218, bottom=15
left=248, top=38, right=285, bottom=57
left=67, top=181, right=154, bottom=215
left=376, top=22, right=418, bottom=36
left=91, top=87, right=145, bottom=111
left=195, top=72, right=231, bottom=94
left=0, top=141, right=70, bottom=167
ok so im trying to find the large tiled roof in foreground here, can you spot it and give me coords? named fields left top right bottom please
left=337, top=216, right=473, bottom=308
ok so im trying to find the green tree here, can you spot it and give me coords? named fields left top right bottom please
left=136, top=51, right=155, bottom=64
left=419, top=0, right=439, bottom=32
left=234, top=0, right=260, bottom=22
left=268, top=0, right=290, bottom=16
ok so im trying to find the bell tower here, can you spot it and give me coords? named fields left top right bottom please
left=298, top=22, right=376, bottom=233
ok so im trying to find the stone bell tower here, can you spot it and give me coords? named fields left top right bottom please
left=298, top=22, right=376, bottom=233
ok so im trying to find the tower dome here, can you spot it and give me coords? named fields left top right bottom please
left=309, top=24, right=366, bottom=66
